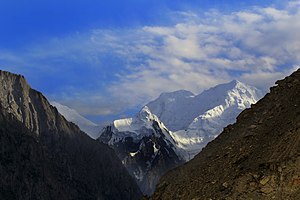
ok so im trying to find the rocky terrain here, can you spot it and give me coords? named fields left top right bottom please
left=99, top=106, right=184, bottom=195
left=0, top=70, right=142, bottom=200
left=150, top=69, right=300, bottom=200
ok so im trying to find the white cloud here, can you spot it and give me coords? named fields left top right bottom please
left=1, top=2, right=300, bottom=116
left=236, top=12, right=264, bottom=23
left=288, top=0, right=300, bottom=7
left=240, top=65, right=299, bottom=90
left=103, top=3, right=300, bottom=106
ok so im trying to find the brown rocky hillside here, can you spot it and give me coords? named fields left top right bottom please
left=151, top=69, right=300, bottom=200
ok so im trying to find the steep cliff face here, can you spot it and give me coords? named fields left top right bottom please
left=151, top=69, right=300, bottom=200
left=0, top=70, right=142, bottom=200
left=0, top=71, right=76, bottom=136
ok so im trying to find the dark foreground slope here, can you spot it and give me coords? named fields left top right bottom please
left=0, top=70, right=142, bottom=200
left=151, top=69, right=300, bottom=200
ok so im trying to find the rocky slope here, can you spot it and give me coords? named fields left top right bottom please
left=150, top=69, right=300, bottom=200
left=0, top=70, right=142, bottom=200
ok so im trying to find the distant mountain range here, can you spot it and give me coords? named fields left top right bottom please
left=54, top=79, right=262, bottom=195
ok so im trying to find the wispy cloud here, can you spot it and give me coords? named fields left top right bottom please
left=102, top=3, right=300, bottom=106
left=1, top=1, right=300, bottom=117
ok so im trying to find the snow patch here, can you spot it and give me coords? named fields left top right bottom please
left=130, top=151, right=139, bottom=157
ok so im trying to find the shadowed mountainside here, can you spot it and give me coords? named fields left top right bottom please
left=0, top=70, right=142, bottom=200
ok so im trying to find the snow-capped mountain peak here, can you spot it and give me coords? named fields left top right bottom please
left=198, top=79, right=262, bottom=101
left=136, top=106, right=160, bottom=122
left=99, top=105, right=183, bottom=195
left=112, top=106, right=170, bottom=139
left=147, top=80, right=262, bottom=132
left=168, top=80, right=263, bottom=160
left=146, top=90, right=197, bottom=132
left=51, top=102, right=97, bottom=126
left=50, top=102, right=102, bottom=139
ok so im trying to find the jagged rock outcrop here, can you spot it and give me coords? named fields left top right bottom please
left=99, top=107, right=184, bottom=196
left=151, top=69, right=300, bottom=200
left=0, top=70, right=142, bottom=200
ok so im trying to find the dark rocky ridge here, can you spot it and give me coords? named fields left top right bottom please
left=99, top=121, right=184, bottom=196
left=151, top=69, right=300, bottom=200
left=0, top=70, right=142, bottom=200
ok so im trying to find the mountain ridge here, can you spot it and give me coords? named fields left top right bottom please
left=0, top=70, right=142, bottom=200
left=150, top=69, right=300, bottom=199
left=170, top=79, right=263, bottom=160
left=99, top=105, right=184, bottom=195
left=146, top=79, right=262, bottom=132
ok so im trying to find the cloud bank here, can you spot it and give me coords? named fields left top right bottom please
left=1, top=1, right=300, bottom=118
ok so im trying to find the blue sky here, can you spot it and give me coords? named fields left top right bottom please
left=0, top=0, right=299, bottom=123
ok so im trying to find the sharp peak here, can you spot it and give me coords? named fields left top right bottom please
left=218, top=79, right=250, bottom=89
left=141, top=105, right=151, bottom=112
left=159, top=90, right=194, bottom=97
left=137, top=106, right=159, bottom=119
left=138, top=106, right=155, bottom=116
left=229, top=79, right=242, bottom=84
left=198, top=79, right=256, bottom=97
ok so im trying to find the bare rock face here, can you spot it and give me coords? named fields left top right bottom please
left=0, top=70, right=142, bottom=200
left=0, top=71, right=79, bottom=136
left=150, top=69, right=300, bottom=200
left=99, top=121, right=184, bottom=196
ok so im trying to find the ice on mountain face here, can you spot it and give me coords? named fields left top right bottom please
left=51, top=102, right=102, bottom=139
left=146, top=90, right=198, bottom=132
left=147, top=80, right=262, bottom=133
left=169, top=80, right=263, bottom=160
left=113, top=118, right=134, bottom=132
left=171, top=106, right=241, bottom=160
left=153, top=144, right=159, bottom=154
left=130, top=151, right=139, bottom=157
left=105, top=106, right=183, bottom=158
left=112, top=106, right=170, bottom=138
left=109, top=80, right=262, bottom=161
